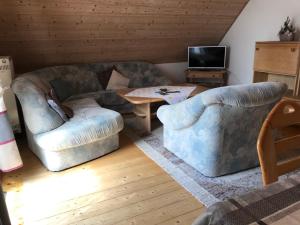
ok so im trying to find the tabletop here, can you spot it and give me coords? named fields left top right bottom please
left=116, top=84, right=209, bottom=105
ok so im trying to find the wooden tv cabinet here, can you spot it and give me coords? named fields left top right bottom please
left=253, top=41, right=300, bottom=96
left=185, top=70, right=227, bottom=87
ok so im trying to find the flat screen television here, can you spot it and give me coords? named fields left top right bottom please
left=188, top=46, right=226, bottom=70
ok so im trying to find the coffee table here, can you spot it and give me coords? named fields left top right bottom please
left=117, top=85, right=208, bottom=134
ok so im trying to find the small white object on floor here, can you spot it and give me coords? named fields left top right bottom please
left=125, top=86, right=196, bottom=104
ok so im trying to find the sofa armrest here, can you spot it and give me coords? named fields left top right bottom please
left=200, top=82, right=288, bottom=107
left=157, top=94, right=206, bottom=130
left=12, top=76, right=64, bottom=134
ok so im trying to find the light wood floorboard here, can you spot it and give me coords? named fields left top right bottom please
left=2, top=132, right=204, bottom=225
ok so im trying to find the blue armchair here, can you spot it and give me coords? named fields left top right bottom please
left=157, top=82, right=287, bottom=177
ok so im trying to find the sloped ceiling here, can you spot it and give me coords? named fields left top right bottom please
left=0, top=0, right=249, bottom=73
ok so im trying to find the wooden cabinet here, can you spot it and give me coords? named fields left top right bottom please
left=253, top=42, right=300, bottom=96
left=185, top=70, right=227, bottom=87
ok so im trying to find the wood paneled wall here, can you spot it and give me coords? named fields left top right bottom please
left=0, top=0, right=249, bottom=73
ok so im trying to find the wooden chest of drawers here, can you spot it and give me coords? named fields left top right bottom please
left=253, top=42, right=300, bottom=96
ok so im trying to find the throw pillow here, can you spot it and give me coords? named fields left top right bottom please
left=98, top=67, right=114, bottom=89
left=49, top=79, right=73, bottom=102
left=47, top=89, right=74, bottom=122
left=106, top=69, right=130, bottom=90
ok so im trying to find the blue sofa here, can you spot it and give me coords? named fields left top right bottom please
left=157, top=82, right=287, bottom=177
left=12, top=61, right=171, bottom=171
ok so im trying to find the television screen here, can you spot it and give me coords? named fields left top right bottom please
left=188, top=46, right=226, bottom=69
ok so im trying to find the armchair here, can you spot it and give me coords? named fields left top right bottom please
left=12, top=75, right=124, bottom=171
left=157, top=82, right=287, bottom=177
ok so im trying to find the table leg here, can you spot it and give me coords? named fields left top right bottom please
left=134, top=103, right=151, bottom=134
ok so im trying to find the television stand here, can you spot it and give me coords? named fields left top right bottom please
left=185, top=69, right=227, bottom=88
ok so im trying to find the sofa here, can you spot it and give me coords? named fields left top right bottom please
left=13, top=61, right=171, bottom=171
left=157, top=82, right=287, bottom=177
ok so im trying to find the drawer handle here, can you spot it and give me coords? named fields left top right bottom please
left=291, top=48, right=296, bottom=52
left=256, top=48, right=260, bottom=51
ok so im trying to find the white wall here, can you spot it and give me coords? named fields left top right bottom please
left=155, top=62, right=187, bottom=83
left=220, top=0, right=300, bottom=85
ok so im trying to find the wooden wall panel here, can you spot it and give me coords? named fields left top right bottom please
left=0, top=0, right=249, bottom=73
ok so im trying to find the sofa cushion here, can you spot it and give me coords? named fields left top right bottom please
left=106, top=69, right=130, bottom=90
left=104, top=103, right=134, bottom=114
left=46, top=97, right=69, bottom=122
left=46, top=89, right=73, bottom=121
left=43, top=66, right=103, bottom=95
left=66, top=90, right=127, bottom=106
left=34, top=98, right=124, bottom=152
left=97, top=66, right=114, bottom=89
left=49, top=79, right=74, bottom=101
left=65, top=91, right=133, bottom=113
left=115, top=62, right=172, bottom=88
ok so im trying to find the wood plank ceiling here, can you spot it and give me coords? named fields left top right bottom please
left=0, top=0, right=249, bottom=73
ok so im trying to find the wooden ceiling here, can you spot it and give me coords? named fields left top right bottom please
left=0, top=0, right=249, bottom=73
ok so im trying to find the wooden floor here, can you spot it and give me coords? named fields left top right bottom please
left=2, top=132, right=204, bottom=225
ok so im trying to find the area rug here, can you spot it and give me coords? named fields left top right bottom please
left=124, top=118, right=300, bottom=207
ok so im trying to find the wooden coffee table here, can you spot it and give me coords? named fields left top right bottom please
left=117, top=85, right=208, bottom=133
